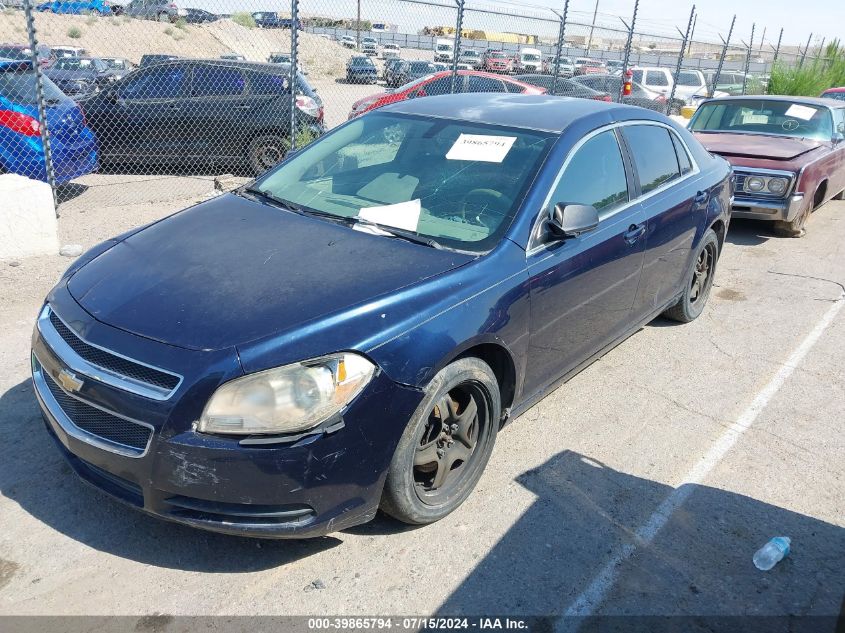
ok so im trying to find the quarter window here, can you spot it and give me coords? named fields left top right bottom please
left=549, top=130, right=629, bottom=214
left=670, top=133, right=693, bottom=175
left=624, top=125, right=681, bottom=194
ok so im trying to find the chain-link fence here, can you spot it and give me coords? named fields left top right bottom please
left=0, top=0, right=825, bottom=215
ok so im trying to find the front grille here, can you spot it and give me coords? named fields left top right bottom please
left=48, top=310, right=179, bottom=391
left=41, top=366, right=153, bottom=453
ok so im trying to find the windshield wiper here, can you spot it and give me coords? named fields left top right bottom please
left=349, top=217, right=443, bottom=249
left=241, top=186, right=305, bottom=213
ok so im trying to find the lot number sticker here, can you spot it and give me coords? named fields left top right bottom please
left=784, top=104, right=817, bottom=121
left=446, top=134, right=517, bottom=163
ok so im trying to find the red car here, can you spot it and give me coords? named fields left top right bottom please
left=689, top=95, right=845, bottom=236
left=821, top=87, right=845, bottom=102
left=348, top=70, right=545, bottom=119
left=482, top=50, right=513, bottom=74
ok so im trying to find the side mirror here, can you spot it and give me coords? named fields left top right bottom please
left=548, top=203, right=600, bottom=238
left=833, top=133, right=845, bottom=144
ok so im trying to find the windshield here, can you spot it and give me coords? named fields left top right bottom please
left=0, top=69, right=66, bottom=104
left=462, top=50, right=479, bottom=57
left=103, top=58, right=127, bottom=69
left=437, top=44, right=452, bottom=51
left=54, top=58, right=97, bottom=70
left=690, top=99, right=833, bottom=141
left=822, top=91, right=845, bottom=102
left=522, top=54, right=540, bottom=61
left=351, top=57, right=374, bottom=67
left=252, top=113, right=555, bottom=252
left=0, top=47, right=29, bottom=60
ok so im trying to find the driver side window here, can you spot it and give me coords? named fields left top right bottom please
left=548, top=130, right=629, bottom=217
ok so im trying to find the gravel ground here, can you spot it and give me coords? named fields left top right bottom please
left=0, top=178, right=843, bottom=623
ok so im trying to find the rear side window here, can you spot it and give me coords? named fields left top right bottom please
left=422, top=76, right=453, bottom=96
left=550, top=130, right=629, bottom=214
left=504, top=80, right=526, bottom=93
left=646, top=71, right=669, bottom=87
left=192, top=66, right=245, bottom=97
left=466, top=76, right=506, bottom=93
left=624, top=125, right=681, bottom=194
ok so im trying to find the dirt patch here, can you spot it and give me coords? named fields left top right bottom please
left=0, top=558, right=21, bottom=591
left=716, top=288, right=747, bottom=301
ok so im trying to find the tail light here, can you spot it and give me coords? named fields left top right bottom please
left=599, top=94, right=612, bottom=102
left=295, top=95, right=321, bottom=118
left=0, top=110, right=41, bottom=136
left=77, top=103, right=88, bottom=128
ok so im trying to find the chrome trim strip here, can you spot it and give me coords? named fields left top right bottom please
left=37, top=306, right=182, bottom=401
left=32, top=353, right=154, bottom=458
left=527, top=119, right=703, bottom=256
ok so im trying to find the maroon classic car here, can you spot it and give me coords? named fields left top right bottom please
left=689, top=95, right=845, bottom=236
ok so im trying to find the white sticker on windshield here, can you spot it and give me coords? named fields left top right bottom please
left=358, top=199, right=421, bottom=232
left=785, top=104, right=816, bottom=121
left=446, top=134, right=517, bottom=163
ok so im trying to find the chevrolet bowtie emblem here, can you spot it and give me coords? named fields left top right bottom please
left=57, top=369, right=84, bottom=393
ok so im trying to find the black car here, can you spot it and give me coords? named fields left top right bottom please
left=382, top=57, right=403, bottom=84
left=183, top=7, right=217, bottom=22
left=390, top=60, right=436, bottom=87
left=346, top=55, right=377, bottom=84
left=574, top=74, right=684, bottom=114
left=45, top=56, right=117, bottom=96
left=514, top=74, right=610, bottom=101
left=79, top=60, right=325, bottom=174
left=139, top=54, right=180, bottom=68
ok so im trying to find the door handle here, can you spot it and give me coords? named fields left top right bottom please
left=623, top=223, right=646, bottom=245
left=694, top=190, right=709, bottom=205
left=167, top=104, right=181, bottom=110
left=234, top=103, right=251, bottom=110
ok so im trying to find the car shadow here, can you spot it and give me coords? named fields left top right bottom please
left=55, top=182, right=89, bottom=204
left=0, top=379, right=340, bottom=572
left=725, top=218, right=782, bottom=246
left=437, top=450, right=845, bottom=625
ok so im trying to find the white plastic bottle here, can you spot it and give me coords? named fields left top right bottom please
left=753, top=536, right=791, bottom=571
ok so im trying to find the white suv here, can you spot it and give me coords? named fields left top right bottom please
left=631, top=67, right=674, bottom=97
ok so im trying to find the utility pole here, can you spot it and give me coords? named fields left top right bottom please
left=586, top=0, right=599, bottom=53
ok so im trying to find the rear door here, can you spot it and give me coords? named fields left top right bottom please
left=621, top=123, right=706, bottom=320
left=184, top=64, right=248, bottom=159
left=524, top=128, right=646, bottom=395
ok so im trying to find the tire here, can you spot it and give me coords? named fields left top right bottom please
left=246, top=134, right=290, bottom=176
left=380, top=357, right=500, bottom=525
left=834, top=189, right=845, bottom=201
left=663, top=228, right=720, bottom=323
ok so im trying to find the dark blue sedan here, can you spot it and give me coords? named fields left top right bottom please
left=31, top=94, right=731, bottom=537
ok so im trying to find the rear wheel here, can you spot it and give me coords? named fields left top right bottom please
left=380, top=357, right=500, bottom=525
left=663, top=228, right=720, bottom=323
left=246, top=134, right=290, bottom=175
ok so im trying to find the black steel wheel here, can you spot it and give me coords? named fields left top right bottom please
left=381, top=357, right=500, bottom=525
left=247, top=134, right=290, bottom=175
left=663, top=228, right=720, bottom=323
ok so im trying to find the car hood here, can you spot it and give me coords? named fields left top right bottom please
left=694, top=132, right=824, bottom=161
left=67, top=193, right=474, bottom=351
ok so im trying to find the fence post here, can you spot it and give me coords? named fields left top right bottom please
left=289, top=0, right=299, bottom=151
left=550, top=0, right=570, bottom=97
left=355, top=0, right=361, bottom=50
left=450, top=0, right=465, bottom=93
left=618, top=0, right=639, bottom=102
left=709, top=15, right=735, bottom=98
left=667, top=4, right=695, bottom=115
left=771, top=27, right=783, bottom=65
left=23, top=0, right=57, bottom=215
left=741, top=23, right=754, bottom=95
left=798, top=32, right=812, bottom=68
left=687, top=13, right=696, bottom=56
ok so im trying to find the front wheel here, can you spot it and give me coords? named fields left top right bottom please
left=774, top=202, right=810, bottom=237
left=246, top=134, right=290, bottom=175
left=663, top=228, right=720, bottom=323
left=380, top=357, right=500, bottom=525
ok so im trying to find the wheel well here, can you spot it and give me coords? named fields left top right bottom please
left=457, top=343, right=516, bottom=420
left=814, top=180, right=828, bottom=209
left=710, top=219, right=726, bottom=250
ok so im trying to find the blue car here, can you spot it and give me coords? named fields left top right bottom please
left=37, top=0, right=112, bottom=14
left=31, top=94, right=731, bottom=537
left=1, top=60, right=98, bottom=184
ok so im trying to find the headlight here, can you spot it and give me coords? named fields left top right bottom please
left=767, top=177, right=789, bottom=195
left=198, top=353, right=376, bottom=435
left=745, top=176, right=765, bottom=192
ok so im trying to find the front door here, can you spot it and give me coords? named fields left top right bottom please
left=524, top=128, right=646, bottom=395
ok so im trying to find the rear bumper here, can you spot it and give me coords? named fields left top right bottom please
left=1, top=130, right=98, bottom=185
left=31, top=295, right=422, bottom=538
left=731, top=193, right=804, bottom=222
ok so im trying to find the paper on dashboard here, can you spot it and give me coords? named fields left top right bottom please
left=358, top=199, right=422, bottom=232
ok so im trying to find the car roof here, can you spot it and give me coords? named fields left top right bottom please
left=822, top=87, right=845, bottom=94
left=380, top=93, right=656, bottom=133
left=703, top=94, right=845, bottom=109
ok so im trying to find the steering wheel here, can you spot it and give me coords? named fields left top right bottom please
left=459, top=189, right=511, bottom=230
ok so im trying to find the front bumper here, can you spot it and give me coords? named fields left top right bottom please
left=31, top=292, right=423, bottom=538
left=731, top=193, right=805, bottom=222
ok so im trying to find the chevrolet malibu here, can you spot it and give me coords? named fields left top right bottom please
left=32, top=94, right=731, bottom=537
